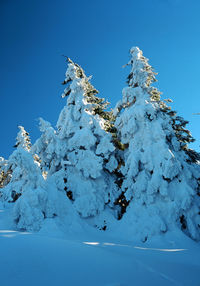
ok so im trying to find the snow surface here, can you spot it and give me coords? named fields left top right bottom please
left=0, top=204, right=200, bottom=286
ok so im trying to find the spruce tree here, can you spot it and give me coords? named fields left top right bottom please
left=33, top=58, right=118, bottom=220
left=0, top=126, right=32, bottom=193
left=114, top=47, right=200, bottom=241
left=1, top=126, right=41, bottom=202
left=57, top=58, right=118, bottom=218
left=0, top=126, right=51, bottom=231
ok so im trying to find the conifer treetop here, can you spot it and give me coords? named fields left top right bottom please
left=0, top=157, right=5, bottom=168
left=126, top=47, right=196, bottom=155
left=0, top=157, right=11, bottom=189
left=61, top=57, right=98, bottom=99
left=127, top=47, right=157, bottom=89
left=64, top=58, right=84, bottom=82
left=60, top=58, right=113, bottom=132
left=14, top=126, right=31, bottom=151
left=114, top=47, right=162, bottom=117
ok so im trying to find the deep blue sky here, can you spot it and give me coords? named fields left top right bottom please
left=1, top=0, right=200, bottom=158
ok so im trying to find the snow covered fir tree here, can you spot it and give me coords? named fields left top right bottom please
left=114, top=47, right=200, bottom=241
left=0, top=47, right=200, bottom=242
left=32, top=58, right=119, bottom=222
left=0, top=126, right=50, bottom=230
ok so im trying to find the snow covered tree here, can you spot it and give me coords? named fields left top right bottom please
left=32, top=118, right=61, bottom=176
left=14, top=126, right=31, bottom=151
left=1, top=126, right=40, bottom=202
left=47, top=58, right=119, bottom=218
left=0, top=157, right=11, bottom=189
left=0, top=126, right=51, bottom=231
left=114, top=47, right=200, bottom=241
left=0, top=126, right=32, bottom=193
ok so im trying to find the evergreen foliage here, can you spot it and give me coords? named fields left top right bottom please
left=32, top=118, right=60, bottom=175
left=14, top=126, right=31, bottom=151
left=1, top=126, right=40, bottom=203
left=114, top=47, right=200, bottom=241
left=33, top=58, right=119, bottom=218
left=0, top=49, right=199, bottom=242
left=0, top=157, right=12, bottom=189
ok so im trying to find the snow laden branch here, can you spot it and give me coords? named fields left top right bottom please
left=0, top=48, right=200, bottom=242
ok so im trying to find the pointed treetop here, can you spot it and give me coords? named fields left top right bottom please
left=60, top=57, right=112, bottom=125
left=61, top=58, right=99, bottom=99
left=14, top=126, right=31, bottom=151
left=61, top=57, right=85, bottom=88
left=124, top=47, right=195, bottom=152
left=126, top=46, right=158, bottom=90
left=0, top=157, right=11, bottom=189
left=114, top=47, right=162, bottom=116
left=0, top=157, right=5, bottom=167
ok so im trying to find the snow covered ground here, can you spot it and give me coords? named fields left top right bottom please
left=0, top=206, right=200, bottom=286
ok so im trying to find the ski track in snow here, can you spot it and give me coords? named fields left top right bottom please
left=0, top=208, right=200, bottom=286
left=83, top=241, right=185, bottom=286
left=0, top=228, right=199, bottom=286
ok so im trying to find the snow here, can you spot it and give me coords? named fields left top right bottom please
left=14, top=126, right=31, bottom=151
left=0, top=205, right=200, bottom=286
left=1, top=48, right=200, bottom=285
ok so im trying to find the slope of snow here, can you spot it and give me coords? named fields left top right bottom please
left=0, top=205, right=199, bottom=286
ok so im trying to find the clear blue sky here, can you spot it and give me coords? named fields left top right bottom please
left=1, top=0, right=200, bottom=158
